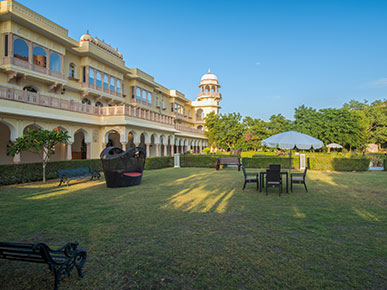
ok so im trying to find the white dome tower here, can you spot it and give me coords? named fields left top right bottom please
left=192, top=69, right=222, bottom=122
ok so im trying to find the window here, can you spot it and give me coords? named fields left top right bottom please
left=23, top=86, right=38, bottom=93
left=184, top=108, right=186, bottom=116
left=89, top=68, right=94, bottom=84
left=136, top=88, right=141, bottom=100
left=82, top=98, right=91, bottom=105
left=82, top=67, right=86, bottom=82
left=188, top=110, right=191, bottom=117
left=147, top=92, right=151, bottom=103
left=95, top=101, right=103, bottom=107
left=49, top=53, right=61, bottom=72
left=13, top=38, right=29, bottom=62
left=142, top=90, right=146, bottom=102
left=131, top=87, right=135, bottom=99
left=171, top=103, right=174, bottom=112
left=4, top=35, right=8, bottom=56
left=156, top=96, right=159, bottom=107
left=161, top=97, right=165, bottom=108
left=96, top=71, right=102, bottom=87
left=103, top=75, right=109, bottom=89
left=116, top=80, right=121, bottom=93
left=110, top=77, right=115, bottom=91
left=69, top=63, right=75, bottom=78
left=32, top=46, right=46, bottom=68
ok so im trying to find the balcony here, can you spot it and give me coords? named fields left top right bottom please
left=175, top=124, right=204, bottom=135
left=2, top=56, right=65, bottom=80
left=0, top=85, right=176, bottom=127
left=197, top=91, right=221, bottom=98
left=128, top=97, right=152, bottom=108
left=173, top=112, right=185, bottom=119
left=81, top=83, right=122, bottom=98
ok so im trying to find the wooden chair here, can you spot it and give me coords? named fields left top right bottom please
left=291, top=167, right=308, bottom=192
left=241, top=165, right=259, bottom=190
left=266, top=169, right=282, bottom=196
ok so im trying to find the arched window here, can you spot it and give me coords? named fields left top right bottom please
left=23, top=86, right=38, bottom=93
left=103, top=75, right=109, bottom=89
left=49, top=53, right=61, bottom=72
left=116, top=80, right=121, bottom=93
left=205, top=86, right=209, bottom=92
left=136, top=88, right=141, bottom=100
left=142, top=90, right=146, bottom=102
left=69, top=63, right=75, bottom=78
left=110, top=77, right=115, bottom=91
left=32, top=46, right=46, bottom=67
left=89, top=68, right=94, bottom=84
left=96, top=71, right=102, bottom=87
left=82, top=98, right=91, bottom=105
left=13, top=38, right=29, bottom=62
left=147, top=92, right=151, bottom=103
left=95, top=101, right=103, bottom=107
left=211, top=86, right=215, bottom=92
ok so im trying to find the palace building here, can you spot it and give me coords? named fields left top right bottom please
left=0, top=0, right=222, bottom=164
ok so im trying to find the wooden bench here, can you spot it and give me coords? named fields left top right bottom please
left=216, top=157, right=241, bottom=171
left=0, top=241, right=87, bottom=290
left=57, top=166, right=100, bottom=186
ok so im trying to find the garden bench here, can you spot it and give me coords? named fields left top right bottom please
left=57, top=166, right=100, bottom=186
left=0, top=241, right=87, bottom=290
left=216, top=157, right=241, bottom=171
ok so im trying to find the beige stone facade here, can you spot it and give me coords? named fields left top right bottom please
left=0, top=0, right=222, bottom=164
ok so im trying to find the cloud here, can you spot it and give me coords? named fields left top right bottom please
left=368, top=78, right=387, bottom=88
left=255, top=61, right=261, bottom=66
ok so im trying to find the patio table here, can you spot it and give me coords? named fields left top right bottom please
left=259, top=171, right=289, bottom=193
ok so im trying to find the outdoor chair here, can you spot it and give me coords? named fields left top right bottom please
left=290, top=167, right=308, bottom=192
left=269, top=164, right=281, bottom=171
left=241, top=165, right=259, bottom=190
left=266, top=169, right=282, bottom=196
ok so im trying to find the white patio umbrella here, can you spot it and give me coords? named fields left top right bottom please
left=327, top=143, right=343, bottom=153
left=261, top=131, right=324, bottom=170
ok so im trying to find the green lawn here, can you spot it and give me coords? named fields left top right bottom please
left=0, top=168, right=386, bottom=289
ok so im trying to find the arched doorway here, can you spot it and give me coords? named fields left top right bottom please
left=126, top=132, right=135, bottom=150
left=72, top=130, right=88, bottom=159
left=21, top=124, right=42, bottom=163
left=50, top=127, right=67, bottom=161
left=106, top=130, right=121, bottom=148
left=0, top=122, right=14, bottom=164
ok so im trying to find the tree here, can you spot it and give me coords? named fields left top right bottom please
left=364, top=101, right=387, bottom=150
left=205, top=112, right=244, bottom=151
left=243, top=117, right=270, bottom=151
left=8, top=128, right=70, bottom=183
left=268, top=114, right=293, bottom=135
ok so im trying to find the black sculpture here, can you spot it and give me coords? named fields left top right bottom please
left=100, top=146, right=146, bottom=188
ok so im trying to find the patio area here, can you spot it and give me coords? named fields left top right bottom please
left=0, top=168, right=386, bottom=289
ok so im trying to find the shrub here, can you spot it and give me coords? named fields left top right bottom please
left=242, top=157, right=298, bottom=169
left=308, top=156, right=370, bottom=171
left=202, top=147, right=210, bottom=155
left=144, top=157, right=173, bottom=170
left=181, top=155, right=218, bottom=168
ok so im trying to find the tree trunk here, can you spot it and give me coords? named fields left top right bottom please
left=42, top=162, right=46, bottom=183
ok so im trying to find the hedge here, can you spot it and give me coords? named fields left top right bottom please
left=308, top=156, right=370, bottom=171
left=0, top=155, right=376, bottom=186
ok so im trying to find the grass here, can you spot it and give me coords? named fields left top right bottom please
left=0, top=168, right=386, bottom=289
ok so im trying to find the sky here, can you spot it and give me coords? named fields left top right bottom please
left=21, top=0, right=387, bottom=120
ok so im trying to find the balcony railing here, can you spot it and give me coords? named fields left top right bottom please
left=2, top=56, right=65, bottom=80
left=173, top=112, right=184, bottom=119
left=175, top=124, right=204, bottom=134
left=198, top=91, right=221, bottom=98
left=81, top=82, right=122, bottom=98
left=0, top=85, right=180, bottom=127
left=129, top=97, right=152, bottom=107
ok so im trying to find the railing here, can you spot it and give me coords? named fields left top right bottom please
left=0, top=85, right=179, bottom=127
left=175, top=124, right=204, bottom=134
left=2, top=56, right=65, bottom=80
left=198, top=91, right=221, bottom=98
left=81, top=82, right=122, bottom=98
left=173, top=112, right=184, bottom=119
left=129, top=97, right=152, bottom=107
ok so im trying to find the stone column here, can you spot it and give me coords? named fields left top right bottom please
left=155, top=143, right=160, bottom=156
left=146, top=144, right=150, bottom=157
left=86, top=142, right=91, bottom=159
left=66, top=142, right=73, bottom=160
left=164, top=144, right=168, bottom=156
left=170, top=144, right=174, bottom=156
left=121, top=142, right=127, bottom=151
left=13, top=153, right=21, bottom=163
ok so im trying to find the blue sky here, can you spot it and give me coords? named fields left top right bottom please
left=22, top=0, right=387, bottom=120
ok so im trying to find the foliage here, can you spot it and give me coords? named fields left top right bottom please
left=242, top=156, right=298, bottom=169
left=7, top=128, right=69, bottom=182
left=242, top=117, right=270, bottom=151
left=144, top=156, right=174, bottom=170
left=307, top=156, right=370, bottom=171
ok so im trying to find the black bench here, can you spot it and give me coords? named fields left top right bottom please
left=0, top=241, right=87, bottom=290
left=57, top=166, right=100, bottom=186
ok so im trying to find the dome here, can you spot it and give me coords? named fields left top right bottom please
left=200, top=69, right=219, bottom=85
left=80, top=31, right=93, bottom=42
